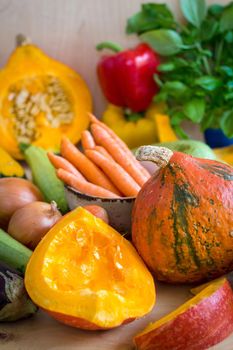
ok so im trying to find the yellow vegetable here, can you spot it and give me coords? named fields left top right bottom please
left=153, top=113, right=178, bottom=142
left=0, top=35, right=92, bottom=159
left=102, top=102, right=177, bottom=149
left=214, top=145, right=233, bottom=165
left=0, top=147, right=25, bottom=178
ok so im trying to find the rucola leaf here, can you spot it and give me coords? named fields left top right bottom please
left=140, top=29, right=183, bottom=56
left=180, top=0, right=207, bottom=28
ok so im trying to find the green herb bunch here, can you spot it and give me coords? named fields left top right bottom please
left=127, top=0, right=233, bottom=139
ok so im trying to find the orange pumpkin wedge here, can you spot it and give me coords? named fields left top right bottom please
left=134, top=275, right=233, bottom=350
left=25, top=207, right=155, bottom=330
left=0, top=35, right=92, bottom=159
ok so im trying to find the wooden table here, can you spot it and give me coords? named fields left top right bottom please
left=1, top=282, right=233, bottom=350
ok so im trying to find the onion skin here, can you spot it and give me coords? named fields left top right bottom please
left=0, top=178, right=43, bottom=229
left=8, top=201, right=62, bottom=249
left=83, top=205, right=109, bottom=224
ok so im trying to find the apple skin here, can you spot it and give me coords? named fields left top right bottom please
left=134, top=279, right=233, bottom=350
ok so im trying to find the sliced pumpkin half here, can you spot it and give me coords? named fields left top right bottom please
left=0, top=35, right=92, bottom=159
left=25, top=207, right=155, bottom=330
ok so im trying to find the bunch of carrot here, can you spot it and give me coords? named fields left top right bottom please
left=48, top=113, right=151, bottom=198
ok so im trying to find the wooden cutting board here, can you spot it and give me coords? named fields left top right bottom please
left=1, top=282, right=233, bottom=350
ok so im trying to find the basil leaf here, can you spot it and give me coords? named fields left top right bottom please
left=126, top=3, right=176, bottom=34
left=173, top=125, right=189, bottom=139
left=220, top=4, right=233, bottom=32
left=220, top=110, right=233, bottom=138
left=171, top=111, right=186, bottom=126
left=194, top=76, right=222, bottom=91
left=180, top=0, right=207, bottom=28
left=163, top=81, right=188, bottom=97
left=201, top=112, right=218, bottom=131
left=183, top=98, right=205, bottom=122
left=200, top=18, right=219, bottom=41
left=208, top=4, right=224, bottom=17
left=227, top=81, right=233, bottom=89
left=140, top=29, right=183, bottom=56
left=157, top=62, right=176, bottom=72
left=219, top=66, right=233, bottom=77
left=224, top=31, right=233, bottom=43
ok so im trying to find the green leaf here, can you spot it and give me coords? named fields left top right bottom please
left=126, top=3, right=176, bottom=34
left=200, top=18, right=219, bottom=41
left=157, top=62, right=176, bottom=72
left=171, top=111, right=186, bottom=126
left=183, top=98, right=205, bottom=122
left=208, top=4, right=224, bottom=17
left=194, top=76, right=222, bottom=91
left=220, top=4, right=233, bottom=32
left=200, top=112, right=218, bottom=130
left=219, top=65, right=233, bottom=77
left=227, top=81, right=233, bottom=89
left=163, top=81, right=188, bottom=97
left=173, top=125, right=189, bottom=139
left=220, top=110, right=233, bottom=138
left=153, top=92, right=168, bottom=103
left=180, top=0, right=207, bottom=28
left=140, top=29, right=183, bottom=56
left=224, top=31, right=233, bottom=43
left=224, top=91, right=233, bottom=101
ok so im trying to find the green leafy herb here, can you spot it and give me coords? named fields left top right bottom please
left=126, top=0, right=233, bottom=139
left=126, top=3, right=176, bottom=34
left=220, top=3, right=233, bottom=32
left=140, top=29, right=183, bottom=56
left=180, top=0, right=207, bottom=28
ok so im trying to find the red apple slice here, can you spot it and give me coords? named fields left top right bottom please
left=134, top=276, right=233, bottom=350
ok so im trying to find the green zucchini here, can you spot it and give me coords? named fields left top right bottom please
left=23, top=145, right=68, bottom=214
left=0, top=229, right=32, bottom=273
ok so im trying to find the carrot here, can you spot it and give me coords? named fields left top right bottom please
left=88, top=113, right=150, bottom=179
left=93, top=146, right=114, bottom=162
left=57, top=169, right=119, bottom=198
left=85, top=150, right=140, bottom=197
left=90, top=123, right=148, bottom=187
left=81, top=130, right=95, bottom=150
left=60, top=137, right=121, bottom=196
left=83, top=205, right=109, bottom=224
left=47, top=152, right=86, bottom=180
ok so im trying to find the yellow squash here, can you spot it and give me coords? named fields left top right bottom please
left=0, top=147, right=25, bottom=177
left=102, top=102, right=177, bottom=149
left=0, top=35, right=92, bottom=159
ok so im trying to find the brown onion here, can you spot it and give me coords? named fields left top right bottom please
left=8, top=201, right=62, bottom=249
left=0, top=178, right=43, bottom=229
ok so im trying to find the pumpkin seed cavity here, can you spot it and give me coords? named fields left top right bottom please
left=7, top=75, right=74, bottom=144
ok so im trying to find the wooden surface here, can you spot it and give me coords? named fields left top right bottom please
left=1, top=281, right=233, bottom=350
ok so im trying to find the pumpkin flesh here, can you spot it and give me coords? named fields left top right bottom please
left=25, top=207, right=155, bottom=329
left=0, top=44, right=92, bottom=159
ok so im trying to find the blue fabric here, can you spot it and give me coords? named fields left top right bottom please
left=204, top=128, right=233, bottom=148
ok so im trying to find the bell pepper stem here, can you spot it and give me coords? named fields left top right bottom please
left=124, top=108, right=144, bottom=122
left=96, top=41, right=123, bottom=53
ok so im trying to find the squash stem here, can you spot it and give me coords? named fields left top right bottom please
left=136, top=146, right=173, bottom=168
left=16, top=34, right=31, bottom=47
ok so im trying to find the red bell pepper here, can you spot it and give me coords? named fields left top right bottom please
left=96, top=42, right=160, bottom=112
